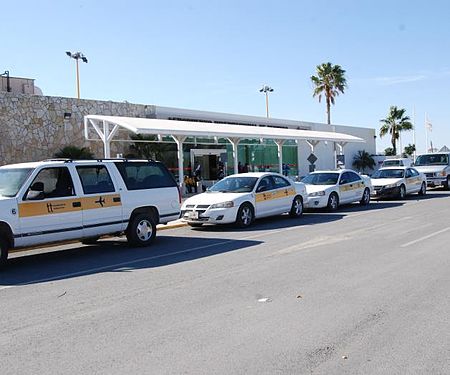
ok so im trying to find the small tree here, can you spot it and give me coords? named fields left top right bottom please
left=403, top=144, right=416, bottom=158
left=352, top=150, right=375, bottom=173
left=384, top=147, right=395, bottom=156
left=54, top=146, right=94, bottom=159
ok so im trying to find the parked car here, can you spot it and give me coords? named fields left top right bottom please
left=181, top=172, right=307, bottom=228
left=413, top=152, right=450, bottom=189
left=302, top=169, right=372, bottom=211
left=370, top=167, right=426, bottom=198
left=381, top=157, right=413, bottom=168
left=0, top=159, right=181, bottom=268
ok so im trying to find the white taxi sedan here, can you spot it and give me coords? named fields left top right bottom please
left=370, top=166, right=426, bottom=198
left=302, top=169, right=372, bottom=211
left=181, top=172, right=307, bottom=228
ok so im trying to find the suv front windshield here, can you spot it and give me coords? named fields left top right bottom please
left=209, top=176, right=258, bottom=193
left=372, top=169, right=404, bottom=179
left=0, top=168, right=33, bottom=197
left=302, top=173, right=339, bottom=185
left=415, top=154, right=449, bottom=166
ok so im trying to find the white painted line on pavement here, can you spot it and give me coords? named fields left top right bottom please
left=400, top=227, right=450, bottom=248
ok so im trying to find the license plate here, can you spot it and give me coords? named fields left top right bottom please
left=188, top=211, right=198, bottom=219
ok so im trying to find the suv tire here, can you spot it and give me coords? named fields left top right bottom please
left=127, top=213, right=157, bottom=247
left=0, top=237, right=9, bottom=269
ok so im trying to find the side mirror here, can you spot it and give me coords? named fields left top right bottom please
left=26, top=190, right=45, bottom=200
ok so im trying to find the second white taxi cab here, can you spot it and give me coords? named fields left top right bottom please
left=302, top=169, right=372, bottom=211
left=181, top=172, right=307, bottom=228
left=370, top=166, right=426, bottom=198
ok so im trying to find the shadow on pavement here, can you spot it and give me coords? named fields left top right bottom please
left=0, top=235, right=262, bottom=287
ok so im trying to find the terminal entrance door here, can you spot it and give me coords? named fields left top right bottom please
left=190, top=149, right=227, bottom=180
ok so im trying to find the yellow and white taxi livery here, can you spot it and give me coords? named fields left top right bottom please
left=181, top=172, right=307, bottom=228
left=0, top=159, right=181, bottom=268
left=303, top=169, right=372, bottom=211
left=370, top=166, right=426, bottom=198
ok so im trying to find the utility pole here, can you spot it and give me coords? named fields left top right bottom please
left=66, top=51, right=88, bottom=99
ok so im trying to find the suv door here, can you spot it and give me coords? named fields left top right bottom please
left=17, top=166, right=83, bottom=247
left=75, top=164, right=123, bottom=238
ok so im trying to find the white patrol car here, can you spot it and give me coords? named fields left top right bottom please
left=181, top=172, right=307, bottom=228
left=370, top=166, right=426, bottom=198
left=0, top=159, right=181, bottom=267
left=302, top=169, right=372, bottom=211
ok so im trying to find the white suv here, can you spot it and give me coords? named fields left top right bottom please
left=0, top=159, right=181, bottom=267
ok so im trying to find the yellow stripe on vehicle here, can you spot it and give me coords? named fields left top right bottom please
left=255, top=188, right=296, bottom=203
left=18, top=194, right=121, bottom=218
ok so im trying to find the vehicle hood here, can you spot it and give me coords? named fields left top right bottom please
left=413, top=165, right=447, bottom=173
left=182, top=191, right=250, bottom=206
left=304, top=184, right=334, bottom=194
left=370, top=178, right=402, bottom=186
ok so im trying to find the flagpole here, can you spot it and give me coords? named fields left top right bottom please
left=425, top=112, right=428, bottom=153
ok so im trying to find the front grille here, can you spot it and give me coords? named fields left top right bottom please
left=373, top=186, right=382, bottom=191
left=185, top=204, right=195, bottom=208
left=196, top=205, right=210, bottom=209
left=425, top=173, right=434, bottom=178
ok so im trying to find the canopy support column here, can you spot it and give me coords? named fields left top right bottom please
left=335, top=141, right=347, bottom=168
left=275, top=139, right=286, bottom=174
left=306, top=140, right=320, bottom=154
left=296, top=140, right=302, bottom=178
left=227, top=137, right=240, bottom=174
left=173, top=135, right=187, bottom=190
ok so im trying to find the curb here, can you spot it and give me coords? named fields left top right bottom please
left=157, top=221, right=188, bottom=231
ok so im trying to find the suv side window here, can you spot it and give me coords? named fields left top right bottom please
left=26, top=167, right=75, bottom=199
left=114, top=162, right=177, bottom=190
left=76, top=165, right=115, bottom=194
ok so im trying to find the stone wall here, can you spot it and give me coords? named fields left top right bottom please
left=0, top=93, right=156, bottom=165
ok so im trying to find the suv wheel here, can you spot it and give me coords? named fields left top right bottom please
left=0, top=237, right=9, bottom=269
left=444, top=177, right=450, bottom=191
left=127, top=213, right=157, bottom=247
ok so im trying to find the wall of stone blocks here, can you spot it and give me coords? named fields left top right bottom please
left=0, top=93, right=156, bottom=165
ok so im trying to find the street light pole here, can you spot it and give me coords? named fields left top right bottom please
left=259, top=85, right=274, bottom=118
left=66, top=51, right=88, bottom=99
left=1, top=71, right=11, bottom=92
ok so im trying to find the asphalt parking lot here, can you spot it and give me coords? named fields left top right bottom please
left=1, top=190, right=449, bottom=374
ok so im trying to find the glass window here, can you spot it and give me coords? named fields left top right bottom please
left=405, top=169, right=413, bottom=178
left=372, top=169, right=405, bottom=179
left=114, top=162, right=177, bottom=190
left=415, top=154, right=449, bottom=166
left=339, top=172, right=352, bottom=185
left=347, top=172, right=362, bottom=183
left=302, top=173, right=339, bottom=185
left=0, top=168, right=33, bottom=197
left=256, top=176, right=275, bottom=192
left=76, top=165, right=115, bottom=194
left=27, top=167, right=75, bottom=199
left=209, top=176, right=258, bottom=193
left=410, top=168, right=419, bottom=176
left=272, top=175, right=290, bottom=188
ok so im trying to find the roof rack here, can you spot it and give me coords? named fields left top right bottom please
left=42, top=158, right=73, bottom=163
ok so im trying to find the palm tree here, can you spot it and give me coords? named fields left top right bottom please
left=352, top=150, right=375, bottom=173
left=379, top=106, right=413, bottom=155
left=311, top=62, right=347, bottom=124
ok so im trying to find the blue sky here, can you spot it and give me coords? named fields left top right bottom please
left=2, top=0, right=450, bottom=153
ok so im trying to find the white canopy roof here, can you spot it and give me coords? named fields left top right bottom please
left=84, top=115, right=364, bottom=144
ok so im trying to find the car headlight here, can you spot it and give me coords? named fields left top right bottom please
left=210, top=201, right=234, bottom=209
left=440, top=170, right=447, bottom=176
left=385, top=183, right=398, bottom=189
left=308, top=191, right=326, bottom=197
